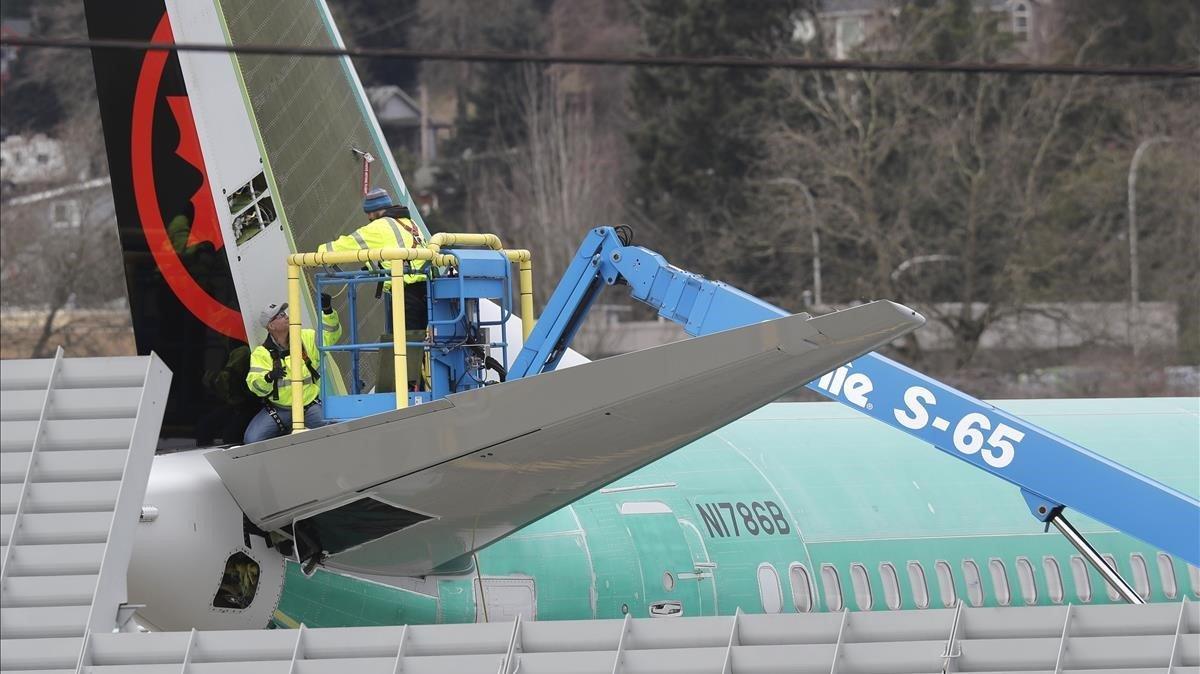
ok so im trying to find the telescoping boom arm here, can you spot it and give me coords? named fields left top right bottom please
left=510, top=227, right=1200, bottom=601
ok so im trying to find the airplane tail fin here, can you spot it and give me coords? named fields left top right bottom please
left=84, top=0, right=428, bottom=444
left=85, top=2, right=251, bottom=444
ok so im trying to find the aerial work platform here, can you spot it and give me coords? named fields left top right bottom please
left=209, top=219, right=1200, bottom=584
left=0, top=351, right=171, bottom=672
left=207, top=301, right=923, bottom=577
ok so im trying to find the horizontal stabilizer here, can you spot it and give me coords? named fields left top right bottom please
left=206, top=301, right=923, bottom=576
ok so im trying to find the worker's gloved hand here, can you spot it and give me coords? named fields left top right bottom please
left=265, top=366, right=286, bottom=383
left=321, top=292, right=333, bottom=314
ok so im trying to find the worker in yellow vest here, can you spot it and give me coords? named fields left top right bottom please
left=319, top=188, right=428, bottom=287
left=243, top=296, right=342, bottom=443
left=318, top=188, right=428, bottom=392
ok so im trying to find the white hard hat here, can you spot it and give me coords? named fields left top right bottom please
left=259, top=301, right=288, bottom=328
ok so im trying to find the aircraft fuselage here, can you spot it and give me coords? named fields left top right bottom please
left=128, top=397, right=1200, bottom=631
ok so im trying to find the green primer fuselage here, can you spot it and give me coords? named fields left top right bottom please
left=272, top=397, right=1200, bottom=627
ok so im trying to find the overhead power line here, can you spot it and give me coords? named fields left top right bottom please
left=2, top=35, right=1198, bottom=79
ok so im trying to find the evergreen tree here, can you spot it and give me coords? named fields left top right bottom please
left=329, top=0, right=421, bottom=90
left=444, top=1, right=550, bottom=155
left=765, top=0, right=1130, bottom=366
left=1056, top=0, right=1199, bottom=66
left=627, top=0, right=804, bottom=299
left=419, top=0, right=550, bottom=232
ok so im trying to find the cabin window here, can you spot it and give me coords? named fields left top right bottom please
left=821, top=564, right=844, bottom=612
left=1016, top=557, right=1038, bottom=605
left=1188, top=563, right=1200, bottom=598
left=1130, top=554, right=1151, bottom=600
left=850, top=563, right=873, bottom=610
left=1043, top=557, right=1064, bottom=604
left=879, top=563, right=902, bottom=610
left=757, top=563, right=783, bottom=614
left=1101, top=554, right=1121, bottom=601
left=988, top=559, right=1011, bottom=606
left=907, top=562, right=930, bottom=609
left=1069, top=556, right=1092, bottom=603
left=789, top=563, right=814, bottom=613
left=1156, top=554, right=1177, bottom=599
left=935, top=561, right=957, bottom=607
left=962, top=560, right=984, bottom=607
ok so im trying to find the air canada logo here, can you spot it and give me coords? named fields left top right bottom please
left=131, top=13, right=246, bottom=341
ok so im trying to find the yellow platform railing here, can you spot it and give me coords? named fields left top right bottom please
left=284, top=234, right=533, bottom=431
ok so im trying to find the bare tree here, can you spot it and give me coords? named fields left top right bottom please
left=0, top=182, right=125, bottom=357
left=464, top=64, right=624, bottom=298
left=764, top=7, right=1132, bottom=367
left=0, top=3, right=128, bottom=357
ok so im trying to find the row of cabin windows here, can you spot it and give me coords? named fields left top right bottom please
left=759, top=553, right=1200, bottom=613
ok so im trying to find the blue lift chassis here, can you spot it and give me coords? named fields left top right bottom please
left=510, top=227, right=1200, bottom=602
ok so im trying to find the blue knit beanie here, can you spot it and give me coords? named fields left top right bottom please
left=362, top=187, right=394, bottom=213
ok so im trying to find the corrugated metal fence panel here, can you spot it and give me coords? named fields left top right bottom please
left=73, top=601, right=1196, bottom=673
left=0, top=353, right=171, bottom=672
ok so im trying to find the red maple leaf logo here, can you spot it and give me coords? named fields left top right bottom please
left=166, top=95, right=223, bottom=251
left=131, top=12, right=245, bottom=342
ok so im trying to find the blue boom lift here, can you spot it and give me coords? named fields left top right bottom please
left=310, top=226, right=1200, bottom=602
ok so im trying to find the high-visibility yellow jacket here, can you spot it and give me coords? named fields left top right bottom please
left=318, top=216, right=427, bottom=288
left=246, top=311, right=342, bottom=407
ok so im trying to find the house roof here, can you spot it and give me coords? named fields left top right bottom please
left=365, top=85, right=422, bottom=125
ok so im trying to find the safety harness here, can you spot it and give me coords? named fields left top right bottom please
left=336, top=215, right=426, bottom=299
left=261, top=335, right=321, bottom=433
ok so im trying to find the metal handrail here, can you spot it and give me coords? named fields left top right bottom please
left=0, top=346, right=64, bottom=589
left=285, top=234, right=535, bottom=430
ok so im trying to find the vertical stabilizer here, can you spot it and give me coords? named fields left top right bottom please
left=197, top=0, right=434, bottom=388
left=86, top=0, right=550, bottom=442
left=85, top=2, right=251, bottom=442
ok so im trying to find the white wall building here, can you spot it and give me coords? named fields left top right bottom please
left=1, top=133, right=68, bottom=184
left=812, top=0, right=1056, bottom=60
